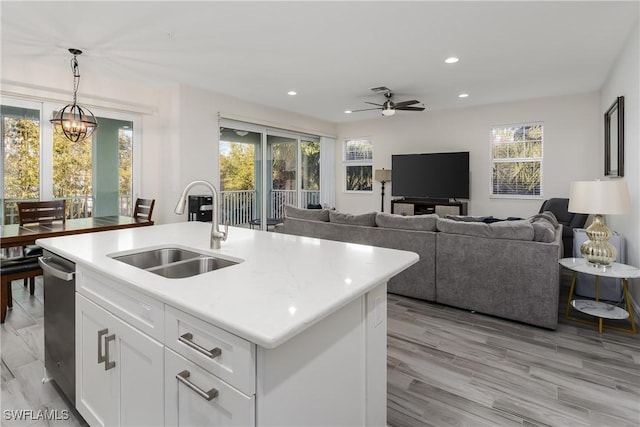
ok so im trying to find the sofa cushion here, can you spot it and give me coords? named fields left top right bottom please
left=445, top=214, right=489, bottom=222
left=284, top=204, right=329, bottom=222
left=329, top=211, right=377, bottom=227
left=436, top=218, right=535, bottom=241
left=376, top=212, right=438, bottom=231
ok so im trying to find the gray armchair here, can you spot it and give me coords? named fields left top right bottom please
left=539, top=198, right=588, bottom=256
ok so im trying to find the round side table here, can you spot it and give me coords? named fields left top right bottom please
left=560, top=258, right=638, bottom=334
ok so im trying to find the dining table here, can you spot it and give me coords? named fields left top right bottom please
left=1, top=215, right=154, bottom=249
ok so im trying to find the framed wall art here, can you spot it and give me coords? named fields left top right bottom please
left=604, top=95, right=624, bottom=177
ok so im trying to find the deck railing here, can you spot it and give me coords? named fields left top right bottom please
left=219, top=190, right=320, bottom=226
left=2, top=195, right=132, bottom=225
left=220, top=190, right=257, bottom=226
left=2, top=192, right=319, bottom=226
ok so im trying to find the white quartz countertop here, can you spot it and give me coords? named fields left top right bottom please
left=37, top=222, right=418, bottom=348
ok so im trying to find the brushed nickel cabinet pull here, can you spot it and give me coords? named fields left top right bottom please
left=178, top=332, right=222, bottom=359
left=98, top=329, right=108, bottom=364
left=98, top=328, right=116, bottom=370
left=103, top=334, right=116, bottom=371
left=176, top=370, right=218, bottom=401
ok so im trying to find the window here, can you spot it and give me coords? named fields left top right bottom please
left=1, top=105, right=41, bottom=224
left=52, top=119, right=93, bottom=217
left=1, top=97, right=140, bottom=225
left=491, top=123, right=543, bottom=197
left=343, top=138, right=373, bottom=192
left=218, top=122, right=323, bottom=227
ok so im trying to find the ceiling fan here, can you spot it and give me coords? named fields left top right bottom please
left=350, top=89, right=426, bottom=116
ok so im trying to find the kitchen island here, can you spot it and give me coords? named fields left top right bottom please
left=37, top=221, right=418, bottom=426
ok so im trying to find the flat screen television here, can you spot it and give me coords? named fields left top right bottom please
left=391, top=152, right=470, bottom=199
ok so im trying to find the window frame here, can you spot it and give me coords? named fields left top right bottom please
left=489, top=122, right=544, bottom=199
left=343, top=137, right=373, bottom=193
left=1, top=96, right=141, bottom=224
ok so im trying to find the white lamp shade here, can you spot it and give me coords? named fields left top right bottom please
left=568, top=180, right=631, bottom=215
left=374, top=169, right=392, bottom=182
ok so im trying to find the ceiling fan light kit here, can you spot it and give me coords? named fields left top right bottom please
left=382, top=102, right=396, bottom=116
left=349, top=89, right=425, bottom=117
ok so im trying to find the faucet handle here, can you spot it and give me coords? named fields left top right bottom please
left=221, top=223, right=229, bottom=241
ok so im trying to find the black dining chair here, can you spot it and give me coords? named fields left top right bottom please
left=16, top=200, right=66, bottom=293
left=133, top=198, right=155, bottom=223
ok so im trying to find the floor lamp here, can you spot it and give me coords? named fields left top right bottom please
left=374, top=169, right=392, bottom=212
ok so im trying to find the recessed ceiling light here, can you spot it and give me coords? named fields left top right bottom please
left=458, top=93, right=469, bottom=98
left=445, top=57, right=459, bottom=64
left=344, top=110, right=352, bottom=114
left=287, top=90, right=297, bottom=96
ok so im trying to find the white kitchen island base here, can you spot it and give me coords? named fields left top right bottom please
left=256, top=283, right=387, bottom=426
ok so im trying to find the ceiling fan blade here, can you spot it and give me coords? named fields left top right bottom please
left=365, top=102, right=384, bottom=106
left=396, top=106, right=426, bottom=111
left=350, top=107, right=382, bottom=113
left=394, top=100, right=420, bottom=108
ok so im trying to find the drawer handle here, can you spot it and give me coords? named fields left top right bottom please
left=179, top=333, right=222, bottom=359
left=97, top=329, right=116, bottom=371
left=98, top=329, right=108, bottom=364
left=176, top=370, right=219, bottom=401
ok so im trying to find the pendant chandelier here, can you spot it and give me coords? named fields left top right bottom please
left=50, top=48, right=98, bottom=142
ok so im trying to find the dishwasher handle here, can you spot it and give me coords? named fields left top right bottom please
left=38, top=256, right=75, bottom=281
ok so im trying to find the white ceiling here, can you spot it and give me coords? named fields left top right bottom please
left=2, top=1, right=638, bottom=123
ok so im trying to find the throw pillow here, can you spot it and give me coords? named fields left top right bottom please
left=529, top=211, right=559, bottom=243
left=531, top=221, right=556, bottom=243
left=329, top=211, right=377, bottom=227
left=284, top=204, right=329, bottom=222
left=530, top=211, right=559, bottom=228
left=376, top=212, right=438, bottom=231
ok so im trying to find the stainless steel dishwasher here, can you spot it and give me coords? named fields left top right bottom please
left=39, top=250, right=76, bottom=404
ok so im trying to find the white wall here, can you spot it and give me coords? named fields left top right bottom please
left=152, top=85, right=337, bottom=223
left=2, top=59, right=337, bottom=224
left=600, top=21, right=640, bottom=308
left=1, top=59, right=160, bottom=115
left=601, top=22, right=639, bottom=267
left=335, top=92, right=601, bottom=218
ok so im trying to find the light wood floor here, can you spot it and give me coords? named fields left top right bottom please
left=1, top=276, right=638, bottom=426
left=387, top=276, right=640, bottom=427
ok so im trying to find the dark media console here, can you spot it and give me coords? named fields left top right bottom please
left=391, top=199, right=468, bottom=217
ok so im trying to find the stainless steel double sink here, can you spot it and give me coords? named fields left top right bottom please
left=111, top=247, right=239, bottom=279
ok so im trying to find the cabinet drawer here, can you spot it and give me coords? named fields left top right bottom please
left=77, top=266, right=164, bottom=341
left=165, top=348, right=255, bottom=427
left=165, top=306, right=256, bottom=395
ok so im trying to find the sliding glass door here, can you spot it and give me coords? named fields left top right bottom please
left=218, top=120, right=321, bottom=230
left=267, top=133, right=297, bottom=220
left=301, top=138, right=321, bottom=207
left=219, top=126, right=262, bottom=226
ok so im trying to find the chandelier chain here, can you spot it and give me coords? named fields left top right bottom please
left=71, top=55, right=80, bottom=105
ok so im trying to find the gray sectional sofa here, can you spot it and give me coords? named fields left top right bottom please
left=277, top=206, right=563, bottom=329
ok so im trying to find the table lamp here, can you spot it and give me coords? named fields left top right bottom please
left=374, top=169, right=392, bottom=212
left=568, top=179, right=630, bottom=267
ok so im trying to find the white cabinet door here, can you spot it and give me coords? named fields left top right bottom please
left=76, top=294, right=164, bottom=427
left=165, top=348, right=255, bottom=427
